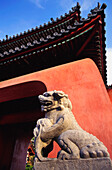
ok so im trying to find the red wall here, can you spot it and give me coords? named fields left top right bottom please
left=0, top=59, right=112, bottom=168
left=108, top=89, right=112, bottom=104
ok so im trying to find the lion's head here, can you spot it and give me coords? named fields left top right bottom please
left=38, top=90, right=72, bottom=112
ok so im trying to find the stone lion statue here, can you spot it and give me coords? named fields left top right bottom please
left=34, top=90, right=109, bottom=161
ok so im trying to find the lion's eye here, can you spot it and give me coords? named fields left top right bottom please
left=44, top=93, right=51, bottom=97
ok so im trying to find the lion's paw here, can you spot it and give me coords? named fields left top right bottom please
left=57, top=149, right=80, bottom=160
left=58, top=139, right=71, bottom=154
left=80, top=142, right=109, bottom=158
left=57, top=150, right=70, bottom=160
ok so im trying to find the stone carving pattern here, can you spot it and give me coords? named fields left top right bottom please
left=34, top=90, right=109, bottom=161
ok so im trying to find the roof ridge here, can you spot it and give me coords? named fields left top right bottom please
left=0, top=3, right=81, bottom=44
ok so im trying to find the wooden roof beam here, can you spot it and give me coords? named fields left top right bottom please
left=23, top=58, right=30, bottom=65
left=76, top=24, right=98, bottom=57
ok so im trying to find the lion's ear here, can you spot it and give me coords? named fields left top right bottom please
left=53, top=91, right=68, bottom=100
left=53, top=92, right=62, bottom=100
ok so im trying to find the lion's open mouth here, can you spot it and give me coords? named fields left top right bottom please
left=39, top=100, right=53, bottom=106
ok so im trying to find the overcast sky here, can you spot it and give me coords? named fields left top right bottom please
left=0, top=0, right=112, bottom=85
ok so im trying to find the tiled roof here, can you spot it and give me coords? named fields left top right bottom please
left=0, top=3, right=107, bottom=84
left=0, top=3, right=80, bottom=45
left=0, top=3, right=106, bottom=59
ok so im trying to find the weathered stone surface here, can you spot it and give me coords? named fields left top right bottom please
left=34, top=158, right=112, bottom=170
left=34, top=90, right=110, bottom=162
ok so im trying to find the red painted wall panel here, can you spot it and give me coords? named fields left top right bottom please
left=108, top=89, right=112, bottom=104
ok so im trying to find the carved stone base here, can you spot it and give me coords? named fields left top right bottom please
left=34, top=158, right=112, bottom=170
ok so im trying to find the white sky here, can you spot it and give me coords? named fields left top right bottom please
left=106, top=48, right=112, bottom=85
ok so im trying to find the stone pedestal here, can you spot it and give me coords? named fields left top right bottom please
left=34, top=158, right=112, bottom=170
